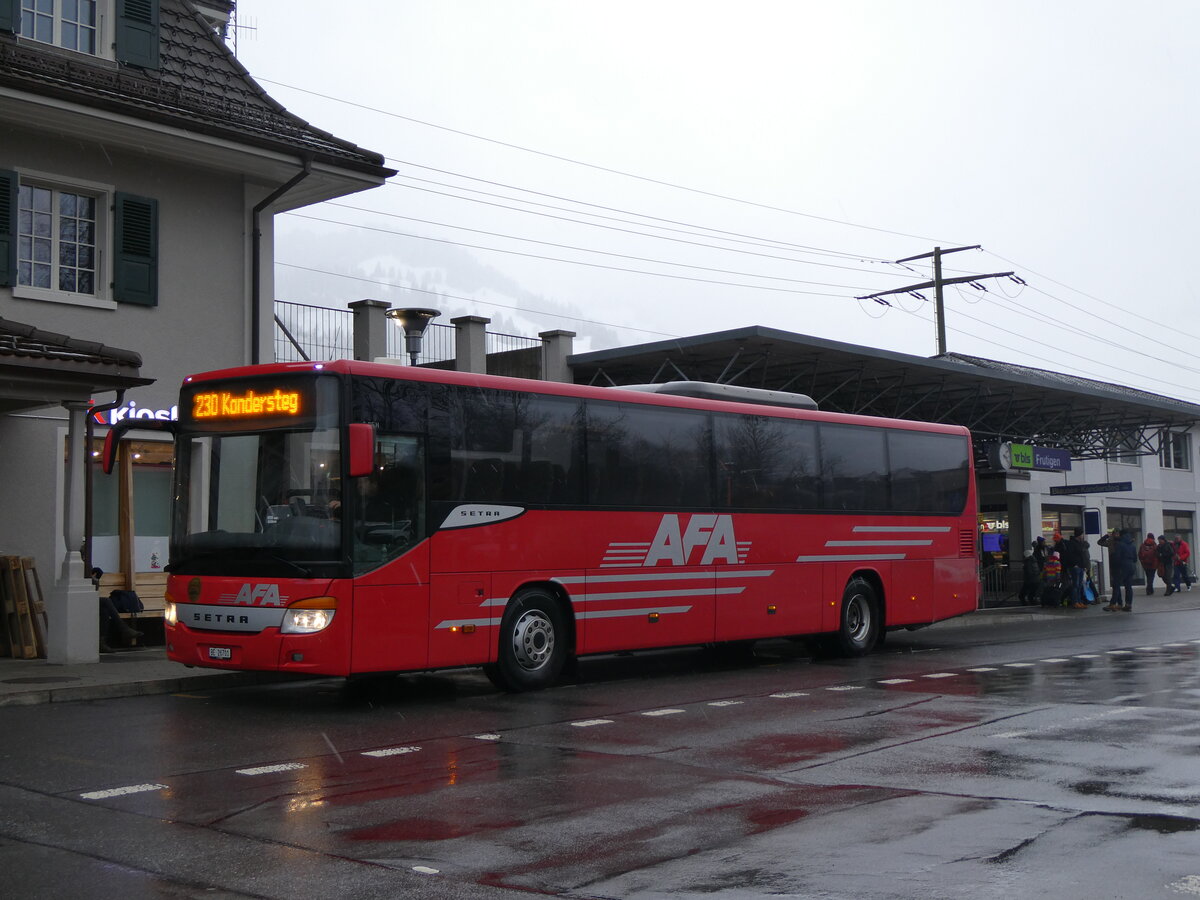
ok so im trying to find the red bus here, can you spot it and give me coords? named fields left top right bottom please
left=107, top=361, right=978, bottom=691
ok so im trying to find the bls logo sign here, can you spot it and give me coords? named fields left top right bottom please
left=645, top=514, right=739, bottom=566
left=233, top=583, right=284, bottom=606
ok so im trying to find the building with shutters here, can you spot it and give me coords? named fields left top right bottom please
left=0, top=0, right=392, bottom=660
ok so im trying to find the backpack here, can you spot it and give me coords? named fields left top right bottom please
left=109, top=590, right=144, bottom=614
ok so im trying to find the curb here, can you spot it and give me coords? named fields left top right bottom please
left=0, top=668, right=311, bottom=707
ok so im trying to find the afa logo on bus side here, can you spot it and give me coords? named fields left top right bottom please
left=645, top=514, right=740, bottom=566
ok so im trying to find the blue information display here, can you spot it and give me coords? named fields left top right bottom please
left=1048, top=482, right=1134, bottom=495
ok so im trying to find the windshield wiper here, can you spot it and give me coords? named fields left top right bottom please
left=266, top=554, right=313, bottom=578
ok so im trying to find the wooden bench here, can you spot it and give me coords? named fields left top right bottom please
left=97, top=572, right=167, bottom=646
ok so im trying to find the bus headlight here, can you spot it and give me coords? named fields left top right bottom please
left=280, top=597, right=338, bottom=634
left=163, top=601, right=178, bottom=627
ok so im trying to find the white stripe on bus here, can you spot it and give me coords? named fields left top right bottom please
left=852, top=525, right=952, bottom=533
left=825, top=540, right=933, bottom=547
left=575, top=606, right=693, bottom=620
left=794, top=554, right=907, bottom=562
left=553, top=570, right=775, bottom=585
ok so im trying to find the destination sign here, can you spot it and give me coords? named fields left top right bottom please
left=1048, top=481, right=1133, bottom=495
left=192, top=388, right=302, bottom=420
left=1010, top=443, right=1072, bottom=472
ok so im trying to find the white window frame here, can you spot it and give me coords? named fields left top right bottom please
left=1161, top=432, right=1192, bottom=471
left=18, top=0, right=113, bottom=60
left=1111, top=433, right=1142, bottom=466
left=13, top=169, right=115, bottom=310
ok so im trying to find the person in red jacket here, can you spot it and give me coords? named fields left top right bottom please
left=1138, top=533, right=1160, bottom=594
left=1172, top=535, right=1192, bottom=592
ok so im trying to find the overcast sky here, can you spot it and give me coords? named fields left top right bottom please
left=235, top=1, right=1200, bottom=403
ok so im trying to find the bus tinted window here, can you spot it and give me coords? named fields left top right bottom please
left=440, top=388, right=583, bottom=505
left=888, top=431, right=969, bottom=514
left=351, top=377, right=431, bottom=432
left=587, top=401, right=712, bottom=508
left=820, top=424, right=888, bottom=512
left=713, top=413, right=819, bottom=509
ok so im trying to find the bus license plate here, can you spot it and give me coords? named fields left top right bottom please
left=208, top=647, right=232, bottom=660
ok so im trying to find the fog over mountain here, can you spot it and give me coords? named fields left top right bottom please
left=274, top=219, right=622, bottom=352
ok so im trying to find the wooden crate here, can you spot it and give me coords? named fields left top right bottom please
left=0, top=556, right=40, bottom=659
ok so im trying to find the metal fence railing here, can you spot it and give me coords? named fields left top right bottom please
left=273, top=302, right=541, bottom=371
left=274, top=301, right=352, bottom=362
left=486, top=330, right=542, bottom=357
left=385, top=321, right=454, bottom=366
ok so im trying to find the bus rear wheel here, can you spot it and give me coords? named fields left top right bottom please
left=484, top=588, right=568, bottom=692
left=836, top=577, right=880, bottom=657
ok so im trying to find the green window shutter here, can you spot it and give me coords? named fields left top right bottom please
left=0, top=0, right=18, bottom=34
left=115, top=0, right=160, bottom=69
left=113, top=193, right=158, bottom=307
left=0, top=170, right=16, bottom=288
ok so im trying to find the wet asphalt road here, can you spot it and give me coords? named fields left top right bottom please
left=3, top=607, right=1200, bottom=899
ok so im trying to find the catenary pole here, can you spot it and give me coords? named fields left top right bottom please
left=857, top=244, right=1013, bottom=356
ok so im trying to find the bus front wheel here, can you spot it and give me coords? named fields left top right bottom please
left=484, top=589, right=568, bottom=692
left=836, top=578, right=880, bottom=657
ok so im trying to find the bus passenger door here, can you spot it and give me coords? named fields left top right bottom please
left=348, top=434, right=432, bottom=672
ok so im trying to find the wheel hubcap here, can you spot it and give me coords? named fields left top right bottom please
left=511, top=610, right=555, bottom=670
left=847, top=595, right=871, bottom=643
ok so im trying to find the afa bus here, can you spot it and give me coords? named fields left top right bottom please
left=104, top=361, right=979, bottom=692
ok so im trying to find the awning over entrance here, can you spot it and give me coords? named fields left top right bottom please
left=0, top=316, right=151, bottom=413
left=569, top=326, right=1200, bottom=460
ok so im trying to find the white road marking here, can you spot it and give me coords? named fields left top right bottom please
left=1040, top=658, right=1070, bottom=663
left=1074, top=654, right=1100, bottom=659
left=1003, top=663, right=1034, bottom=668
left=1135, top=646, right=1160, bottom=651
left=708, top=700, right=743, bottom=707
left=412, top=866, right=440, bottom=875
left=642, top=708, right=686, bottom=717
left=967, top=667, right=998, bottom=672
left=571, top=719, right=614, bottom=727
left=362, top=746, right=422, bottom=758
left=80, top=783, right=167, bottom=800
left=770, top=692, right=809, bottom=698
left=473, top=733, right=500, bottom=741
left=236, top=763, right=306, bottom=776
left=826, top=685, right=863, bottom=691
left=879, top=678, right=913, bottom=684
left=922, top=672, right=957, bottom=678
left=1107, top=650, right=1134, bottom=655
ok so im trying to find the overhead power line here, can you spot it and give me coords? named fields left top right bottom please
left=283, top=211, right=873, bottom=298
left=257, top=76, right=959, bottom=245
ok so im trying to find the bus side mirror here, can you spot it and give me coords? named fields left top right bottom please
left=348, top=423, right=376, bottom=477
left=101, top=418, right=176, bottom=474
left=102, top=429, right=118, bottom=475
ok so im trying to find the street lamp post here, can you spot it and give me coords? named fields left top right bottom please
left=385, top=308, right=441, bottom=366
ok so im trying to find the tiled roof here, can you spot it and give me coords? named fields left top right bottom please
left=0, top=0, right=390, bottom=175
left=0, top=317, right=142, bottom=369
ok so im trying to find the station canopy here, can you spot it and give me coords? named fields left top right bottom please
left=568, top=326, right=1200, bottom=461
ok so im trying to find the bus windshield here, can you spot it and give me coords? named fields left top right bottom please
left=171, top=427, right=344, bottom=577
left=171, top=375, right=345, bottom=577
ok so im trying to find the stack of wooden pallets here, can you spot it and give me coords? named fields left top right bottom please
left=0, top=556, right=48, bottom=659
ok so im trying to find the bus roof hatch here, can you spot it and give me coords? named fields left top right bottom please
left=614, top=381, right=818, bottom=410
